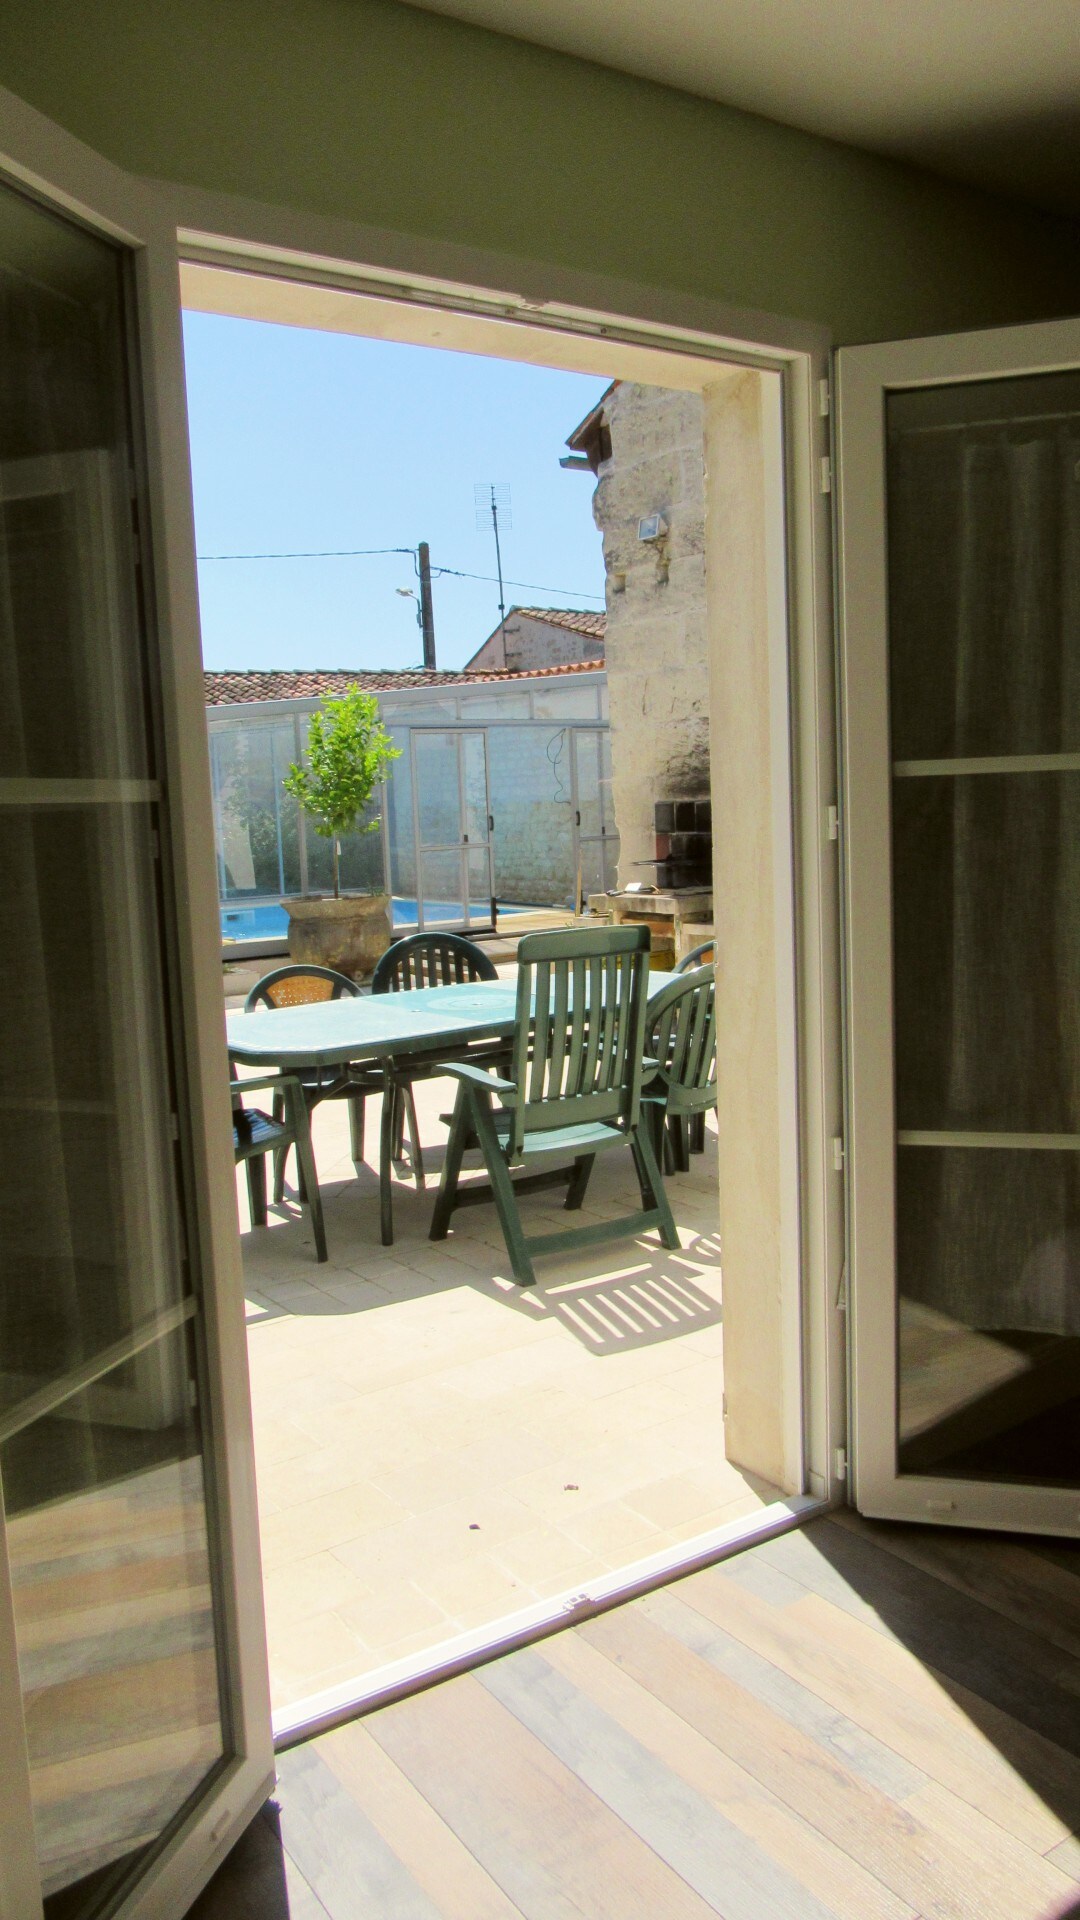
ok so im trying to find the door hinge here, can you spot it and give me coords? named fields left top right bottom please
left=826, top=803, right=839, bottom=843
left=721, top=1392, right=728, bottom=1418
left=835, top=1259, right=848, bottom=1312
left=832, top=1135, right=845, bottom=1173
left=820, top=456, right=833, bottom=494
left=169, top=1113, right=180, bottom=1142
left=833, top=1447, right=848, bottom=1482
left=818, top=377, right=831, bottom=418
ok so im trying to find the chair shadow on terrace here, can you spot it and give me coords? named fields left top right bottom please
left=490, top=1260, right=723, bottom=1355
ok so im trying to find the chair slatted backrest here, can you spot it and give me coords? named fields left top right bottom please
left=675, top=939, right=716, bottom=973
left=507, top=925, right=651, bottom=1154
left=246, top=964, right=359, bottom=1011
left=372, top=933, right=498, bottom=995
left=644, top=966, right=717, bottom=1114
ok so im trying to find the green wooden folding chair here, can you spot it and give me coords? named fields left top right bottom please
left=429, top=925, right=679, bottom=1286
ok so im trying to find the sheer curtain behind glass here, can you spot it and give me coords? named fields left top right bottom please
left=0, top=182, right=225, bottom=1913
left=888, top=374, right=1080, bottom=1481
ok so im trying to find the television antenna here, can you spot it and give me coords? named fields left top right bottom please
left=474, top=483, right=512, bottom=643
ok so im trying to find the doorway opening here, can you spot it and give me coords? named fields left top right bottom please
left=181, top=257, right=830, bottom=1739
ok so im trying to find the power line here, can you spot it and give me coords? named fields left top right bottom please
left=432, top=565, right=604, bottom=603
left=194, top=542, right=604, bottom=603
left=196, top=545, right=415, bottom=561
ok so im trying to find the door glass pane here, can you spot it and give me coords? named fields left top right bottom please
left=413, top=731, right=461, bottom=846
left=0, top=176, right=229, bottom=1911
left=887, top=371, right=1080, bottom=1486
left=0, top=805, right=188, bottom=1424
left=600, top=831, right=620, bottom=893
left=0, top=195, right=148, bottom=784
left=420, top=847, right=464, bottom=925
left=210, top=720, right=300, bottom=902
left=467, top=845, right=492, bottom=924
left=384, top=727, right=414, bottom=904
left=577, top=837, right=607, bottom=905
left=461, top=731, right=489, bottom=846
left=2, top=1322, right=224, bottom=1916
left=574, top=730, right=604, bottom=838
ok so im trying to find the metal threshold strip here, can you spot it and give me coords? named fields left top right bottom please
left=271, top=1493, right=823, bottom=1750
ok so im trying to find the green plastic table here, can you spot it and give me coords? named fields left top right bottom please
left=226, top=972, right=679, bottom=1241
left=226, top=973, right=679, bottom=1074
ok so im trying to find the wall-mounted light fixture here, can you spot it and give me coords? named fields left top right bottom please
left=637, top=513, right=669, bottom=543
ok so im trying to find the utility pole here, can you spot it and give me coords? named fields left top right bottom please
left=417, top=541, right=436, bottom=669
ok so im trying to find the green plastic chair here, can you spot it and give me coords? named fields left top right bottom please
left=371, top=932, right=502, bottom=1245
left=245, top=964, right=386, bottom=1200
left=561, top=963, right=717, bottom=1206
left=231, top=1074, right=327, bottom=1262
left=675, top=938, right=716, bottom=973
left=429, top=925, right=678, bottom=1286
left=643, top=964, right=717, bottom=1171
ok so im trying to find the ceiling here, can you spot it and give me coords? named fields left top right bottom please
left=400, top=0, right=1080, bottom=219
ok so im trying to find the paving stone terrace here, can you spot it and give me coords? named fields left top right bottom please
left=233, top=980, right=771, bottom=1714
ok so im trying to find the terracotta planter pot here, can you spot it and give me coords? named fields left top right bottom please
left=283, top=894, right=392, bottom=983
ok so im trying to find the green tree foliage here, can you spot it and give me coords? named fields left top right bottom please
left=283, top=688, right=400, bottom=897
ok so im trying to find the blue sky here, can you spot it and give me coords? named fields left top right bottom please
left=181, top=312, right=611, bottom=671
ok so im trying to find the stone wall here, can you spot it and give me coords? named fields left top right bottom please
left=468, top=613, right=604, bottom=673
left=590, top=384, right=709, bottom=881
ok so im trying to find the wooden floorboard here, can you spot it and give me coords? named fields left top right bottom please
left=195, top=1512, right=1080, bottom=1920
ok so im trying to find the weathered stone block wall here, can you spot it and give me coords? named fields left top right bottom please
left=592, top=385, right=709, bottom=881
left=468, top=614, right=604, bottom=673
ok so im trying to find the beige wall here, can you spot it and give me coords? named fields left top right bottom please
left=3, top=0, right=1080, bottom=345
left=592, top=384, right=708, bottom=879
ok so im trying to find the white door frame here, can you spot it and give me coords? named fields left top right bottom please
left=170, top=199, right=846, bottom=1494
left=0, top=85, right=274, bottom=1920
left=174, top=224, right=848, bottom=1723
left=837, top=315, right=1080, bottom=1538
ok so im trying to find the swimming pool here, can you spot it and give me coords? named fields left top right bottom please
left=220, top=899, right=534, bottom=943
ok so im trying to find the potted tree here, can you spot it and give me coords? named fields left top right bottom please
left=282, top=686, right=400, bottom=980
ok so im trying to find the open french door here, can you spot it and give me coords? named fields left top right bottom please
left=0, top=87, right=272, bottom=1920
left=838, top=317, right=1080, bottom=1539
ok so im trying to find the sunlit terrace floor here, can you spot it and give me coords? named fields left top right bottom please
left=236, top=1056, right=774, bottom=1715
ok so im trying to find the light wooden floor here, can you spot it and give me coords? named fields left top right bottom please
left=239, top=1071, right=771, bottom=1712
left=193, top=1510, right=1080, bottom=1920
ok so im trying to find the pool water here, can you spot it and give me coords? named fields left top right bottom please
left=220, top=899, right=534, bottom=943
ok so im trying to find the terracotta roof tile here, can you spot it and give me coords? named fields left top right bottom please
left=508, top=606, right=606, bottom=640
left=204, top=659, right=605, bottom=706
